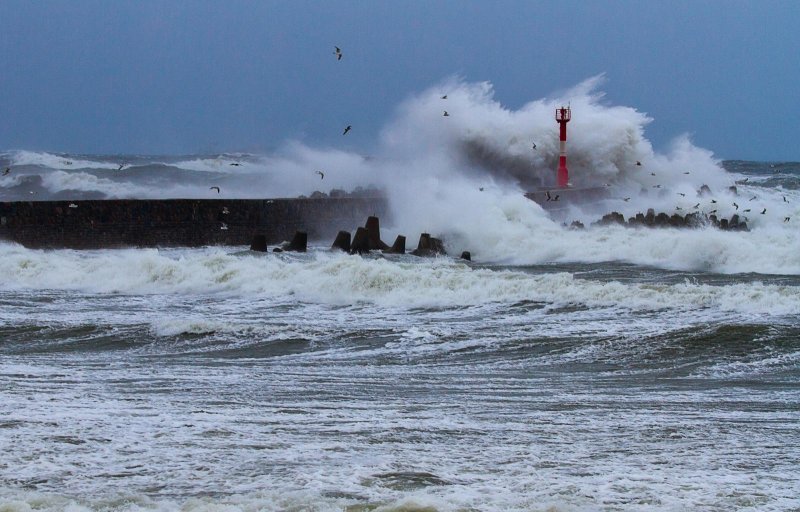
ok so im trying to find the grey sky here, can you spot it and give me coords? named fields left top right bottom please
left=1, top=0, right=798, bottom=160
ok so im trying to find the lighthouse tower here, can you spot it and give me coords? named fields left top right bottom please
left=555, top=106, right=571, bottom=188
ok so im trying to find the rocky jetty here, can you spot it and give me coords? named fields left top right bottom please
left=251, top=215, right=465, bottom=259
left=593, top=208, right=748, bottom=231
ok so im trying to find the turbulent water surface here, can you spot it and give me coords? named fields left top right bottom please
left=2, top=81, right=800, bottom=511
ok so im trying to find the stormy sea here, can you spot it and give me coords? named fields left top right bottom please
left=1, top=79, right=799, bottom=511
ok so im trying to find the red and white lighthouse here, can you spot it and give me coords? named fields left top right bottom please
left=555, top=106, right=571, bottom=188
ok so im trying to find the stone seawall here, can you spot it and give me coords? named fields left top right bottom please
left=0, top=197, right=388, bottom=249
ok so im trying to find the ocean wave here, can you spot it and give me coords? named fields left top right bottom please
left=0, top=246, right=797, bottom=316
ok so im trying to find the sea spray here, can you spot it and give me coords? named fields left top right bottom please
left=2, top=77, right=798, bottom=273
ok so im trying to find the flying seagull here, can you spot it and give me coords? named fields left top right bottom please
left=441, top=94, right=447, bottom=99
left=230, top=162, right=242, bottom=167
left=210, top=186, right=220, bottom=193
left=117, top=162, right=127, bottom=171
left=220, top=222, right=229, bottom=230
left=693, top=203, right=700, bottom=209
left=677, top=192, right=686, bottom=197
left=315, top=170, right=325, bottom=180
left=650, top=172, right=656, bottom=176
left=683, top=171, right=691, bottom=174
left=623, top=197, right=631, bottom=202
left=743, top=208, right=751, bottom=213
left=334, top=46, right=342, bottom=60
left=785, top=217, right=791, bottom=222
left=761, top=208, right=767, bottom=214
left=443, top=111, right=450, bottom=117
left=636, top=161, right=642, bottom=166
left=546, top=190, right=552, bottom=201
left=343, top=125, right=351, bottom=135
left=222, top=207, right=229, bottom=215
left=479, top=187, right=484, bottom=191
left=532, top=142, right=537, bottom=150
left=749, top=195, right=757, bottom=201
left=711, top=199, right=717, bottom=204
left=553, top=194, right=560, bottom=201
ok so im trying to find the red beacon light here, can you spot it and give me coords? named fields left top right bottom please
left=555, top=106, right=571, bottom=188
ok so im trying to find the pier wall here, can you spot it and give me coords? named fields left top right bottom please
left=0, top=197, right=388, bottom=249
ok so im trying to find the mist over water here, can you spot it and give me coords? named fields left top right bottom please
left=1, top=78, right=800, bottom=511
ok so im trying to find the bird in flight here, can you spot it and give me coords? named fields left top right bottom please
left=117, top=162, right=127, bottom=171
left=761, top=208, right=767, bottom=214
left=749, top=195, right=757, bottom=201
left=623, top=197, right=631, bottom=202
left=733, top=202, right=739, bottom=210
left=334, top=46, right=342, bottom=60
left=532, top=142, right=537, bottom=150
left=546, top=191, right=552, bottom=201
left=785, top=217, right=791, bottom=222
left=222, top=207, right=229, bottom=215
left=693, top=203, right=700, bottom=209
left=636, top=161, right=642, bottom=166
left=68, top=203, right=78, bottom=208
left=677, top=192, right=686, bottom=197
left=210, top=186, right=220, bottom=193
left=553, top=194, right=560, bottom=201
left=2, top=167, right=9, bottom=176
left=675, top=206, right=682, bottom=211
left=784, top=196, right=789, bottom=203
left=315, top=170, right=325, bottom=180
left=443, top=111, right=449, bottom=117
left=683, top=171, right=691, bottom=175
left=343, top=125, right=351, bottom=135
left=650, top=172, right=656, bottom=176
left=710, top=199, right=717, bottom=204
left=441, top=94, right=447, bottom=99
left=220, top=222, right=229, bottom=230
left=230, top=162, right=242, bottom=167
left=653, top=184, right=661, bottom=188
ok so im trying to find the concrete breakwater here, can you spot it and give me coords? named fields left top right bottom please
left=0, top=197, right=388, bottom=249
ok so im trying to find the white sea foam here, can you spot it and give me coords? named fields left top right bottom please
left=0, top=246, right=797, bottom=316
